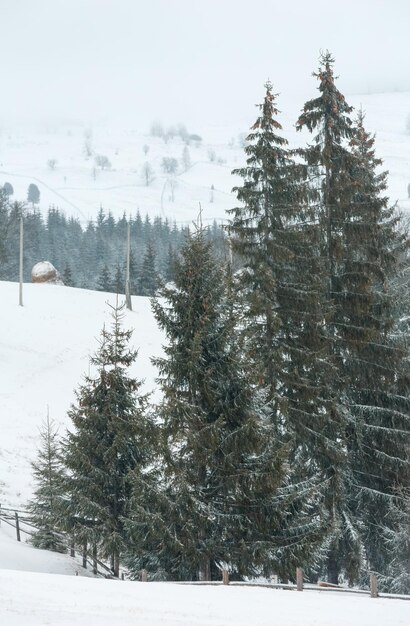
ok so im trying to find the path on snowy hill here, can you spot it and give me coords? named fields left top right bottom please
left=0, top=169, right=88, bottom=219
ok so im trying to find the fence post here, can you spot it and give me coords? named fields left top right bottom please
left=15, top=512, right=21, bottom=542
left=296, top=567, right=303, bottom=591
left=222, top=569, right=229, bottom=585
left=141, top=569, right=148, bottom=582
left=93, top=544, right=98, bottom=575
left=82, top=542, right=87, bottom=569
left=370, top=574, right=378, bottom=598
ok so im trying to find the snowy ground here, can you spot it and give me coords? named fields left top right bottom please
left=1, top=568, right=409, bottom=626
left=0, top=90, right=409, bottom=226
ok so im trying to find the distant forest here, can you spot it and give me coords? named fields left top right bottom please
left=0, top=195, right=227, bottom=295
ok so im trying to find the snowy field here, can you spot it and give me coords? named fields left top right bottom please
left=1, top=567, right=409, bottom=626
left=0, top=90, right=409, bottom=227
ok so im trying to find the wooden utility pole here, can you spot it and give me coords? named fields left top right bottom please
left=125, top=222, right=132, bottom=311
left=19, top=216, right=23, bottom=306
left=15, top=511, right=21, bottom=541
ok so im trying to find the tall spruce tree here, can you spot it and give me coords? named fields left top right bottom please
left=229, top=81, right=296, bottom=411
left=135, top=226, right=321, bottom=581
left=296, top=53, right=410, bottom=582
left=295, top=52, right=371, bottom=583
left=60, top=301, right=153, bottom=577
left=27, top=414, right=66, bottom=553
left=342, top=112, right=410, bottom=577
left=229, top=81, right=341, bottom=579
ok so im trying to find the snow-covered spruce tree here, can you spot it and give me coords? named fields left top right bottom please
left=229, top=81, right=342, bottom=577
left=27, top=414, right=66, bottom=553
left=128, top=226, right=322, bottom=581
left=229, top=81, right=306, bottom=413
left=296, top=52, right=365, bottom=584
left=296, top=53, right=410, bottom=582
left=342, top=112, right=410, bottom=577
left=138, top=240, right=158, bottom=296
left=60, top=301, right=154, bottom=577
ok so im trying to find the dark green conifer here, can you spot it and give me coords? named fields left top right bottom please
left=62, top=262, right=74, bottom=287
left=297, top=53, right=410, bottom=583
left=60, top=301, right=153, bottom=577
left=342, top=111, right=410, bottom=576
left=296, top=51, right=365, bottom=584
left=229, top=81, right=341, bottom=577
left=139, top=241, right=158, bottom=296
left=137, top=227, right=320, bottom=581
left=97, top=264, right=113, bottom=292
left=114, top=263, right=124, bottom=294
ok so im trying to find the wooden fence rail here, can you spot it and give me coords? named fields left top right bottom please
left=1, top=504, right=409, bottom=600
left=0, top=504, right=112, bottom=578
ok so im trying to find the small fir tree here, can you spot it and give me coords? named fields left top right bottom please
left=60, top=301, right=153, bottom=577
left=139, top=241, right=158, bottom=296
left=27, top=183, right=40, bottom=207
left=97, top=264, right=113, bottom=292
left=114, top=263, right=124, bottom=294
left=27, top=413, right=66, bottom=553
left=62, top=262, right=74, bottom=287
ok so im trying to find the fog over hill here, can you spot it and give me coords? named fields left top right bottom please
left=1, top=90, right=410, bottom=226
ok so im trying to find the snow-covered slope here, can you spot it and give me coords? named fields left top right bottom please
left=1, top=90, right=409, bottom=225
left=0, top=522, right=92, bottom=577
left=0, top=281, right=163, bottom=509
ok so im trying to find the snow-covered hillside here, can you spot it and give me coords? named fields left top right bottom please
left=1, top=90, right=409, bottom=226
left=0, top=281, right=163, bottom=509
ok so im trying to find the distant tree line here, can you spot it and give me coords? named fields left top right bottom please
left=0, top=197, right=227, bottom=296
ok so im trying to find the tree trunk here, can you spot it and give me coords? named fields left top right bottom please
left=198, top=555, right=211, bottom=581
left=327, top=550, right=340, bottom=585
left=113, top=553, right=120, bottom=578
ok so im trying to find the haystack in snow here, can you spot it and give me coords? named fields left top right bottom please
left=31, top=261, right=64, bottom=285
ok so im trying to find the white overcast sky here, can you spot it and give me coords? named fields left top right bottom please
left=2, top=0, right=410, bottom=127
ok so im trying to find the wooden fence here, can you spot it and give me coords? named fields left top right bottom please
left=1, top=503, right=409, bottom=600
left=0, top=504, right=113, bottom=578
